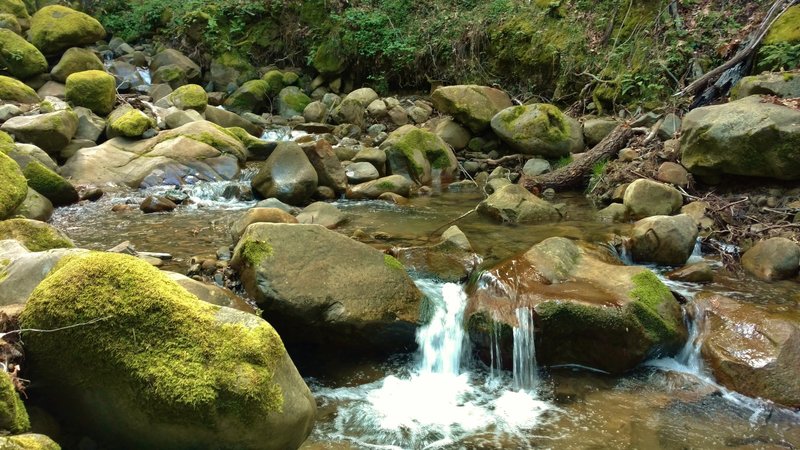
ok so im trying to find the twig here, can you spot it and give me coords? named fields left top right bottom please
left=429, top=208, right=477, bottom=239
left=712, top=197, right=749, bottom=212
left=2, top=315, right=113, bottom=340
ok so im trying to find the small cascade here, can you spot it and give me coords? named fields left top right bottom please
left=260, top=126, right=308, bottom=142
left=512, top=307, right=538, bottom=391
left=674, top=300, right=706, bottom=373
left=430, top=168, right=443, bottom=194
left=488, top=321, right=504, bottom=380
left=417, top=282, right=467, bottom=376
left=137, top=67, right=152, bottom=85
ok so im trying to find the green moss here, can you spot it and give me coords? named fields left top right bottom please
left=29, top=5, right=106, bottom=56
left=764, top=5, right=800, bottom=45
left=22, top=160, right=78, bottom=207
left=278, top=87, right=311, bottom=116
left=383, top=254, right=404, bottom=271
left=1, top=434, right=61, bottom=449
left=223, top=79, right=269, bottom=114
left=65, top=69, right=116, bottom=116
left=261, top=70, right=285, bottom=95
left=313, top=40, right=346, bottom=77
left=0, top=218, right=74, bottom=252
left=0, top=28, right=47, bottom=80
left=0, top=371, right=29, bottom=434
left=0, top=0, right=29, bottom=20
left=0, top=151, right=26, bottom=220
left=0, top=75, right=38, bottom=103
left=281, top=71, right=299, bottom=86
left=50, top=47, right=104, bottom=83
left=0, top=13, right=21, bottom=35
left=628, top=270, right=680, bottom=341
left=390, top=128, right=451, bottom=179
left=0, top=131, right=12, bottom=146
left=375, top=180, right=396, bottom=190
left=240, top=239, right=273, bottom=266
left=19, top=252, right=285, bottom=420
left=168, top=84, right=208, bottom=112
left=110, top=108, right=154, bottom=138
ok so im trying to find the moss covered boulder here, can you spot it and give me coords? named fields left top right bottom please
left=106, top=105, right=155, bottom=138
left=381, top=125, right=458, bottom=185
left=0, top=218, right=74, bottom=251
left=490, top=104, right=584, bottom=157
left=468, top=237, right=687, bottom=374
left=312, top=40, right=346, bottom=77
left=232, top=223, right=423, bottom=353
left=168, top=84, right=208, bottom=112
left=10, top=187, right=52, bottom=221
left=0, top=369, right=29, bottom=434
left=223, top=79, right=269, bottom=115
left=149, top=49, right=202, bottom=83
left=210, top=52, right=256, bottom=91
left=0, top=13, right=20, bottom=34
left=65, top=70, right=116, bottom=116
left=50, top=47, right=104, bottom=83
left=0, top=29, right=46, bottom=80
left=251, top=141, right=317, bottom=205
left=276, top=86, right=311, bottom=118
left=477, top=184, right=561, bottom=224
left=0, top=109, right=78, bottom=155
left=22, top=160, right=78, bottom=206
left=0, top=434, right=60, bottom=449
left=29, top=5, right=106, bottom=56
left=763, top=4, right=800, bottom=46
left=696, top=293, right=800, bottom=408
left=0, top=0, right=29, bottom=29
left=0, top=75, right=39, bottom=103
left=0, top=151, right=26, bottom=219
left=431, top=85, right=512, bottom=133
left=681, top=95, right=800, bottom=181
left=19, top=252, right=316, bottom=450
left=730, top=71, right=800, bottom=100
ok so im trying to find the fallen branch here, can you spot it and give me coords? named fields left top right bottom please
left=520, top=123, right=634, bottom=193
left=472, top=154, right=526, bottom=166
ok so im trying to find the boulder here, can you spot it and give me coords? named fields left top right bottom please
left=50, top=47, right=104, bottom=83
left=232, top=223, right=422, bottom=353
left=229, top=207, right=297, bottom=241
left=276, top=86, right=311, bottom=118
left=666, top=262, right=714, bottom=283
left=434, top=118, right=470, bottom=150
left=348, top=175, right=413, bottom=199
left=343, top=87, right=379, bottom=108
left=139, top=195, right=177, bottom=213
left=167, top=84, right=208, bottom=112
left=696, top=293, right=800, bottom=408
left=107, top=60, right=148, bottom=91
left=582, top=117, right=618, bottom=146
left=522, top=158, right=551, bottom=177
left=0, top=218, right=74, bottom=252
left=381, top=125, right=458, bottom=185
left=19, top=252, right=316, bottom=450
left=21, top=160, right=78, bottom=206
left=149, top=49, right=201, bottom=83
left=680, top=95, right=800, bottom=181
left=106, top=105, right=155, bottom=138
left=203, top=105, right=262, bottom=137
left=622, top=178, right=683, bottom=219
left=0, top=28, right=46, bottom=79
left=330, top=97, right=365, bottom=128
left=0, top=242, right=86, bottom=308
left=301, top=140, right=347, bottom=194
left=629, top=214, right=698, bottom=266
left=741, top=237, right=800, bottom=281
left=36, top=81, right=65, bottom=99
left=0, top=13, right=21, bottom=34
left=656, top=162, right=690, bottom=187
left=296, top=202, right=346, bottom=229
left=251, top=142, right=318, bottom=205
left=1, top=109, right=77, bottom=156
left=302, top=101, right=327, bottom=123
left=490, top=104, right=584, bottom=157
left=352, top=147, right=386, bottom=174
left=477, top=184, right=561, bottom=224
left=152, top=64, right=187, bottom=89
left=731, top=71, right=800, bottom=100
left=29, top=6, right=105, bottom=56
left=0, top=358, right=29, bottom=433
left=0, top=434, right=59, bottom=449
left=468, top=237, right=687, bottom=374
left=0, top=75, right=39, bottom=103
left=224, top=80, right=269, bottom=114
left=345, top=161, right=379, bottom=184
left=65, top=70, right=117, bottom=116
left=10, top=187, right=52, bottom=221
left=431, top=85, right=512, bottom=133
left=210, top=52, right=256, bottom=90
left=0, top=0, right=28, bottom=29
left=312, top=41, right=346, bottom=77
left=393, top=226, right=478, bottom=282
left=0, top=151, right=27, bottom=219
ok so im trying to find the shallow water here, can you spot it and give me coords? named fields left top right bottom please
left=49, top=175, right=800, bottom=449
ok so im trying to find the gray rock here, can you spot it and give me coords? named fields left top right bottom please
left=582, top=117, right=618, bottom=146
left=741, top=237, right=800, bottom=281
left=296, top=202, right=347, bottom=229
left=477, top=184, right=561, bottom=224
left=348, top=175, right=413, bottom=199
left=1, top=109, right=78, bottom=156
left=730, top=70, right=800, bottom=100
left=623, top=178, right=683, bottom=219
left=431, top=85, right=512, bottom=133
left=302, top=101, right=328, bottom=123
left=252, top=141, right=318, bottom=205
left=630, top=214, right=698, bottom=265
left=301, top=140, right=347, bottom=194
left=345, top=161, right=380, bottom=183
left=434, top=118, right=471, bottom=151
left=522, top=158, right=551, bottom=177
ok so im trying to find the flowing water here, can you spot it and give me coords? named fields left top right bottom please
left=49, top=172, right=800, bottom=449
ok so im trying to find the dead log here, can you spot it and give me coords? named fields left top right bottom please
left=520, top=124, right=633, bottom=193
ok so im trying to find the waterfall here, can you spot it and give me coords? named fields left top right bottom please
left=417, top=282, right=467, bottom=376
left=513, top=307, right=538, bottom=391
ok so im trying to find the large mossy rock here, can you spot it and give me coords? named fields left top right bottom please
left=0, top=151, right=27, bottom=220
left=21, top=160, right=78, bottom=206
left=223, top=79, right=269, bottom=115
left=106, top=105, right=155, bottom=138
left=680, top=95, right=800, bottom=181
left=167, top=84, right=208, bottom=112
left=468, top=237, right=687, bottom=374
left=19, top=252, right=316, bottom=450
left=312, top=41, right=346, bottom=77
left=61, top=120, right=245, bottom=188
left=0, top=0, right=29, bottom=28
left=232, top=223, right=423, bottom=353
left=29, top=6, right=105, bottom=56
left=210, top=52, right=257, bottom=90
left=381, top=125, right=458, bottom=185
left=490, top=104, right=584, bottom=157
left=0, top=28, right=46, bottom=80
left=0, top=219, right=74, bottom=252
left=276, top=86, right=311, bottom=118
left=730, top=70, right=800, bottom=100
left=431, top=85, right=512, bottom=133
left=65, top=70, right=116, bottom=116
left=696, top=293, right=800, bottom=408
left=0, top=367, right=29, bottom=434
left=50, top=47, right=104, bottom=83
left=0, top=75, right=39, bottom=103
left=251, top=142, right=318, bottom=206
left=0, top=109, right=78, bottom=156
left=0, top=434, right=60, bottom=450
left=477, top=184, right=561, bottom=224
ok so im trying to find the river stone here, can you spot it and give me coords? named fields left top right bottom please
left=629, top=214, right=698, bottom=266
left=431, top=85, right=512, bottom=133
left=666, top=262, right=714, bottom=283
left=19, top=251, right=316, bottom=450
left=0, top=151, right=26, bottom=220
left=252, top=142, right=318, bottom=205
left=203, top=105, right=262, bottom=137
left=343, top=87, right=379, bottom=108
left=330, top=97, right=365, bottom=129
left=353, top=147, right=386, bottom=173
left=597, top=203, right=628, bottom=223
left=295, top=202, right=346, bottom=229
left=232, top=223, right=423, bottom=353
left=1, top=110, right=77, bottom=156
left=50, top=47, right=104, bottom=83
left=0, top=28, right=46, bottom=80
left=230, top=207, right=298, bottom=241
left=11, top=187, right=53, bottom=221
left=21, top=160, right=79, bottom=206
left=434, top=117, right=470, bottom=150
left=276, top=86, right=311, bottom=118
left=29, top=5, right=105, bottom=56
left=367, top=99, right=387, bottom=118
left=224, top=80, right=269, bottom=115
left=730, top=70, right=800, bottom=100
left=345, top=161, right=379, bottom=184
left=656, top=162, right=690, bottom=187
left=522, top=158, right=551, bottom=177
left=393, top=225, right=478, bottom=282
left=0, top=243, right=86, bottom=309
left=0, top=434, right=60, bottom=449
left=139, top=195, right=176, bottom=213
left=0, top=75, right=39, bottom=104
left=680, top=95, right=800, bottom=181
left=622, top=178, right=683, bottom=219
left=741, top=237, right=800, bottom=281
left=0, top=218, right=74, bottom=252
left=106, top=105, right=155, bottom=138
left=582, top=117, right=618, bottom=147
left=301, top=140, right=347, bottom=194
left=348, top=175, right=413, bottom=199
left=490, top=104, right=584, bottom=157
left=149, top=49, right=201, bottom=83
left=468, top=237, right=687, bottom=374
left=4, top=143, right=56, bottom=172
left=696, top=293, right=800, bottom=408
left=303, top=101, right=328, bottom=123
left=477, top=184, right=560, bottom=224
left=209, top=52, right=257, bottom=91
left=381, top=125, right=458, bottom=185
left=61, top=120, right=245, bottom=188
left=165, top=272, right=255, bottom=314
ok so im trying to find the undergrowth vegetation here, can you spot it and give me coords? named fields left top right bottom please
left=86, top=0, right=779, bottom=111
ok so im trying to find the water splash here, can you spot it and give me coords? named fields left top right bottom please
left=417, top=282, right=467, bottom=376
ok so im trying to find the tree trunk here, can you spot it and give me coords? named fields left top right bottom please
left=520, top=124, right=633, bottom=193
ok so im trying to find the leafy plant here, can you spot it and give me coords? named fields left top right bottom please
left=757, top=43, right=800, bottom=72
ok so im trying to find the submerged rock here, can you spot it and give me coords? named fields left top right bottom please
left=232, top=223, right=423, bottom=354
left=468, top=237, right=687, bottom=374
left=20, top=252, right=316, bottom=450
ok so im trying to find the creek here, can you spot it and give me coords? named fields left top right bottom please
left=49, top=171, right=800, bottom=449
